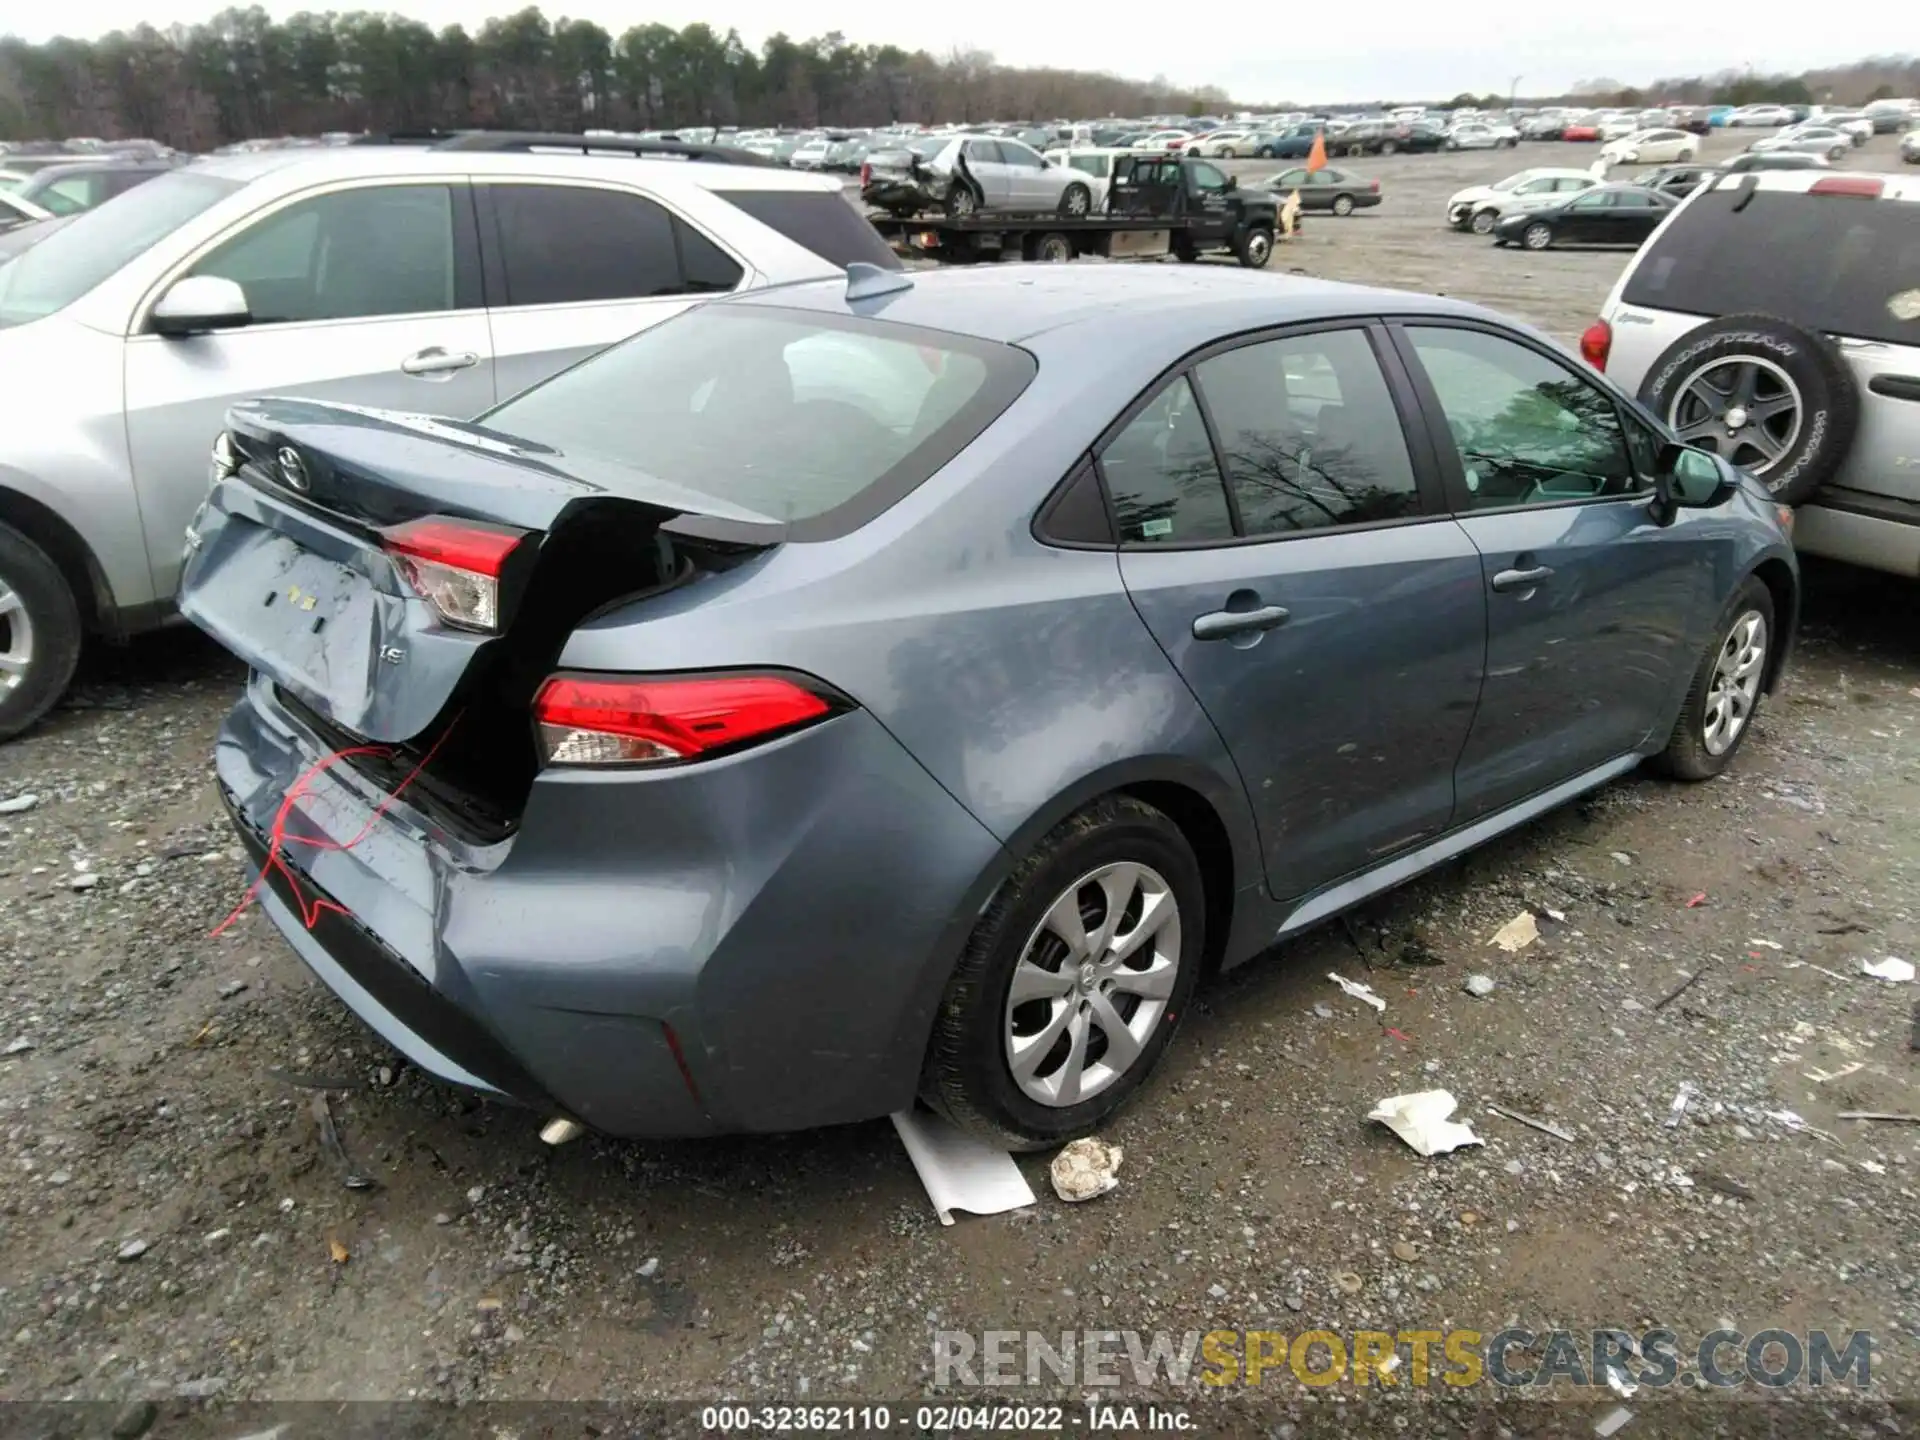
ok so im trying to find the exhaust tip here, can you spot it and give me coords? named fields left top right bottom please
left=539, top=1117, right=585, bottom=1146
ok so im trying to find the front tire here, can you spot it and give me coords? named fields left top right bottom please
left=1380, top=139, right=1398, bottom=155
left=1652, top=577, right=1775, bottom=781
left=921, top=795, right=1205, bottom=1149
left=0, top=521, right=83, bottom=742
left=1234, top=224, right=1274, bottom=267
left=1522, top=221, right=1553, bottom=250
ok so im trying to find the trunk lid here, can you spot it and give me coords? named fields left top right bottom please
left=181, top=397, right=780, bottom=747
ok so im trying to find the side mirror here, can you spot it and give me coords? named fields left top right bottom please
left=151, top=275, right=250, bottom=337
left=1653, top=442, right=1733, bottom=523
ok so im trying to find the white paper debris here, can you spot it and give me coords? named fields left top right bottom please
left=1605, top=1364, right=1639, bottom=1399
left=1786, top=961, right=1852, bottom=982
left=1664, top=1083, right=1696, bottom=1129
left=1489, top=911, right=1539, bottom=952
left=1860, top=956, right=1914, bottom=983
left=890, top=1110, right=1035, bottom=1226
left=1747, top=938, right=1783, bottom=950
left=1593, top=1404, right=1635, bottom=1437
left=1368, top=1090, right=1483, bottom=1157
left=1327, top=972, right=1385, bottom=1012
left=1049, top=1136, right=1123, bottom=1202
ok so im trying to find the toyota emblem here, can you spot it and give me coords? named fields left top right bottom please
left=276, top=446, right=310, bottom=493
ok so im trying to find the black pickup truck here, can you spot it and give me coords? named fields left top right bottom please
left=867, top=153, right=1284, bottom=268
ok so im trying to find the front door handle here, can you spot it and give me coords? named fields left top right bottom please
left=1192, top=604, right=1291, bottom=641
left=401, top=347, right=480, bottom=376
left=1490, top=564, right=1554, bottom=593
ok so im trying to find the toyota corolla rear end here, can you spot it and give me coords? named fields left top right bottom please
left=181, top=304, right=1035, bottom=1139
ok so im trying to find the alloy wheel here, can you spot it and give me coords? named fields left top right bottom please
left=1704, top=610, right=1768, bottom=755
left=1062, top=186, right=1090, bottom=217
left=1332, top=195, right=1354, bottom=216
left=1666, top=356, right=1802, bottom=475
left=1470, top=208, right=1496, bottom=234
left=1523, top=222, right=1552, bottom=249
left=1003, top=861, right=1182, bottom=1108
left=0, top=577, right=33, bottom=697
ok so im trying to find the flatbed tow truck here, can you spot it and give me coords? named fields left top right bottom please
left=867, top=153, right=1288, bottom=268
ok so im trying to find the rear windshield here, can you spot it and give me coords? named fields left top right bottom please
left=1623, top=188, right=1920, bottom=347
left=483, top=306, right=1036, bottom=538
left=712, top=188, right=901, bottom=271
left=0, top=169, right=238, bottom=328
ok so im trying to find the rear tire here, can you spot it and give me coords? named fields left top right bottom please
left=1651, top=577, right=1775, bottom=781
left=1030, top=231, right=1073, bottom=262
left=1331, top=193, right=1355, bottom=216
left=1234, top=225, right=1274, bottom=268
left=944, top=183, right=978, bottom=219
left=0, top=521, right=83, bottom=742
left=1469, top=208, right=1497, bottom=235
left=921, top=795, right=1206, bottom=1149
left=1058, top=182, right=1091, bottom=218
left=1380, top=139, right=1398, bottom=155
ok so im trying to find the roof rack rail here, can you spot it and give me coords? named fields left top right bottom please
left=371, top=130, right=782, bottom=166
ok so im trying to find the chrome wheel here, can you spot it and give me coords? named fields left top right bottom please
left=1004, top=861, right=1181, bottom=1108
left=1704, top=610, right=1767, bottom=755
left=1667, top=356, right=1802, bottom=475
left=0, top=577, right=33, bottom=696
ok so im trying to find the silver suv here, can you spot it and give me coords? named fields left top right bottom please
left=1589, top=169, right=1920, bottom=576
left=0, top=139, right=896, bottom=736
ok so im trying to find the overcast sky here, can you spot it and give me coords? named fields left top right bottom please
left=5, top=0, right=1881, bottom=102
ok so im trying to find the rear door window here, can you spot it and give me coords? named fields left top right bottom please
left=1197, top=328, right=1421, bottom=536
left=1623, top=188, right=1920, bottom=346
left=488, top=183, right=683, bottom=305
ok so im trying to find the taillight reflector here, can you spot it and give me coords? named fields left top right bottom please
left=1809, top=175, right=1883, bottom=198
left=859, top=161, right=871, bottom=187
left=382, top=516, right=527, bottom=632
left=1579, top=319, right=1613, bottom=372
left=533, top=673, right=834, bottom=767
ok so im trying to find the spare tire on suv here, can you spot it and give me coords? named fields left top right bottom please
left=1635, top=313, right=1861, bottom=506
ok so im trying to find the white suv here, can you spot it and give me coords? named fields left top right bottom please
left=1587, top=169, right=1920, bottom=576
left=0, top=137, right=897, bottom=736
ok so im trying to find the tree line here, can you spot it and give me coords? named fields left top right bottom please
left=1573, top=55, right=1919, bottom=110
left=0, top=7, right=1236, bottom=148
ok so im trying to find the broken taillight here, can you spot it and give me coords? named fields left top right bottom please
left=533, top=673, right=838, bottom=767
left=381, top=516, right=527, bottom=632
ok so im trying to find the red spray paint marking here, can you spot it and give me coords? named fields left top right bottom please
left=211, top=721, right=456, bottom=939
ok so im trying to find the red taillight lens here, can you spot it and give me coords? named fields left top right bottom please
left=382, top=516, right=527, bottom=632
left=859, top=162, right=871, bottom=186
left=1370, top=179, right=1380, bottom=192
left=532, top=673, right=835, bottom=767
left=1809, top=175, right=1883, bottom=198
left=1579, top=319, right=1613, bottom=371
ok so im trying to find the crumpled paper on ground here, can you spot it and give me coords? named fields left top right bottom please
left=1860, top=956, right=1914, bottom=983
left=1368, top=1089, right=1484, bottom=1157
left=1050, top=1136, right=1123, bottom=1202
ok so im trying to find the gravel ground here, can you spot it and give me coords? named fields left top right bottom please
left=2, top=131, right=1917, bottom=1432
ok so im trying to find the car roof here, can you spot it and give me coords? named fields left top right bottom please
left=1704, top=168, right=1920, bottom=200
left=734, top=265, right=1488, bottom=347
left=180, top=145, right=846, bottom=194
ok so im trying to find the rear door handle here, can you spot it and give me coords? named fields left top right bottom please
left=1192, top=604, right=1291, bottom=640
left=1490, top=565, right=1554, bottom=593
left=401, top=347, right=480, bottom=376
